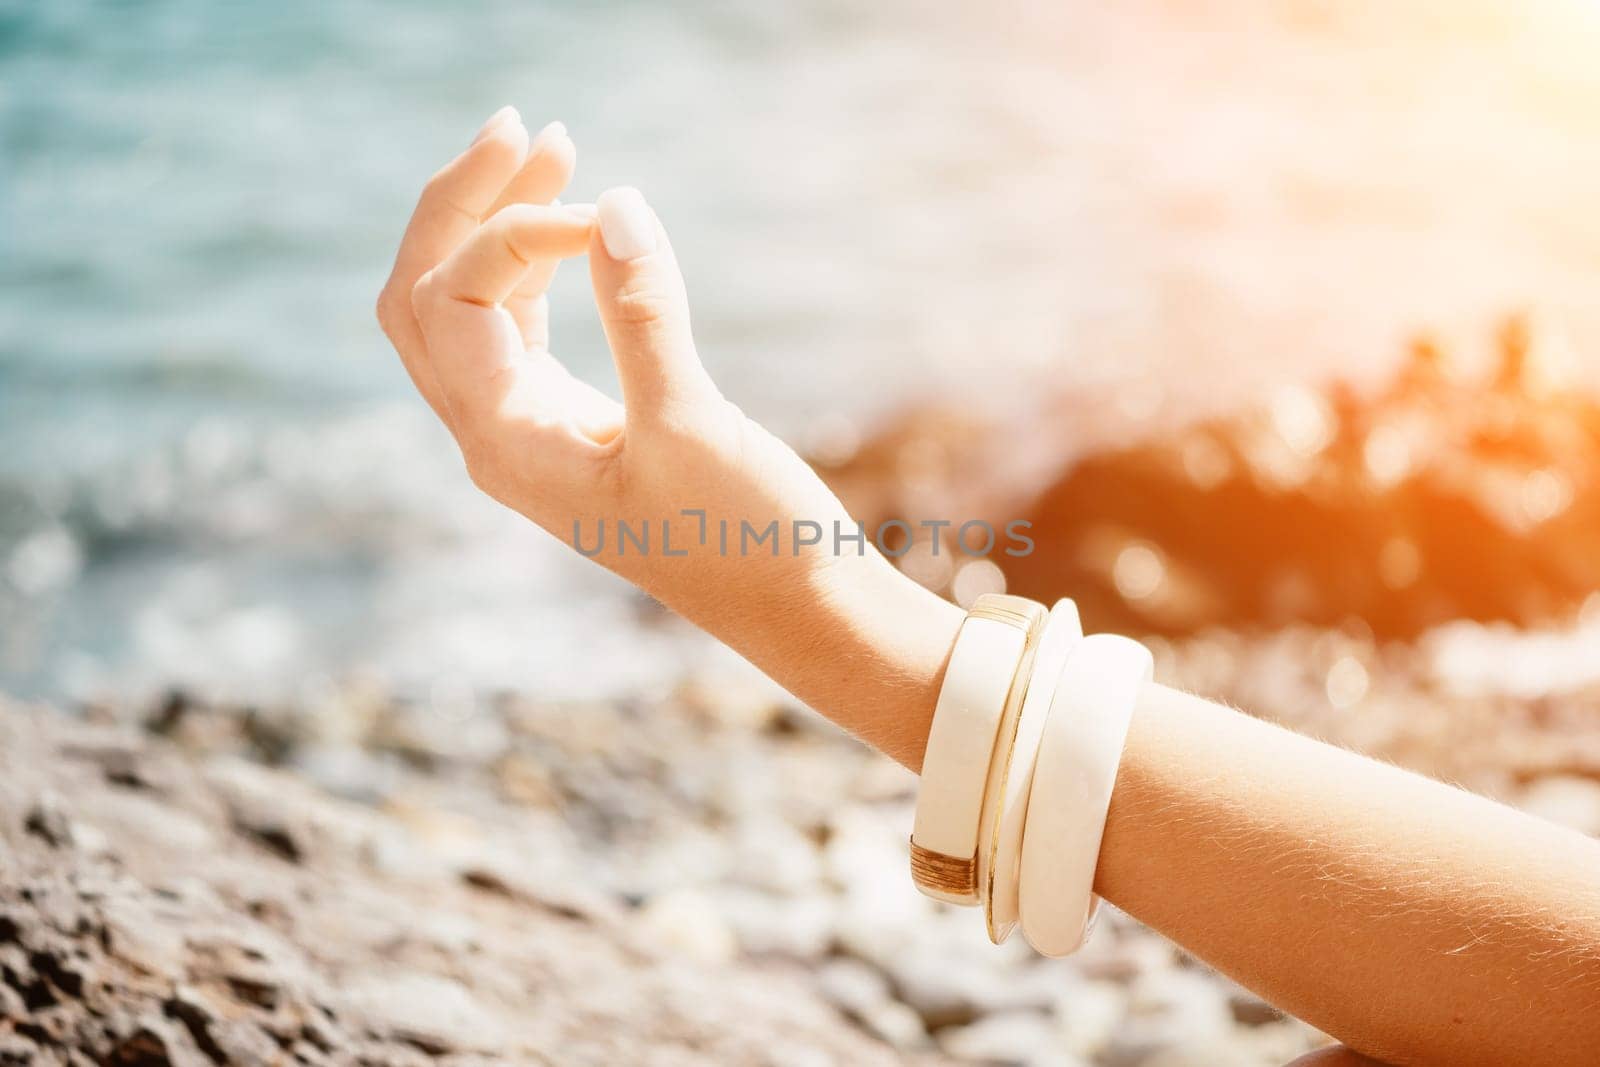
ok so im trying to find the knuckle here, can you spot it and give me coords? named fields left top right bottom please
left=419, top=173, right=448, bottom=207
left=410, top=270, right=442, bottom=314
left=489, top=202, right=537, bottom=226
left=421, top=175, right=477, bottom=225
left=607, top=283, right=678, bottom=328
left=459, top=424, right=521, bottom=504
left=462, top=450, right=500, bottom=498
left=375, top=285, right=408, bottom=335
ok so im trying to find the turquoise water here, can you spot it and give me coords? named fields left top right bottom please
left=2, top=0, right=1072, bottom=698
left=4, top=1, right=1598, bottom=699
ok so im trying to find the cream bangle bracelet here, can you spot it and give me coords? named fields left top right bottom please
left=1018, top=633, right=1152, bottom=957
left=911, top=594, right=1046, bottom=905
left=977, top=598, right=1082, bottom=944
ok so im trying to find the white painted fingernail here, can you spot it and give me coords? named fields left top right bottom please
left=597, top=187, right=657, bottom=261
left=473, top=105, right=519, bottom=144
left=563, top=202, right=598, bottom=219
left=538, top=120, right=568, bottom=141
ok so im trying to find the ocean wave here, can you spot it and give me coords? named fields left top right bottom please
left=0, top=403, right=710, bottom=704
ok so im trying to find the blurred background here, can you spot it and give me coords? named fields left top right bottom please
left=9, top=0, right=1600, bottom=702
left=2, top=1, right=1600, bottom=1064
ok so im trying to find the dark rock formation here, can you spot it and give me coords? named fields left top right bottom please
left=823, top=316, right=1600, bottom=639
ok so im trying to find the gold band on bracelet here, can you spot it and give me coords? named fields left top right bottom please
left=909, top=840, right=977, bottom=895
left=979, top=599, right=1082, bottom=943
left=967, top=599, right=1041, bottom=629
left=978, top=616, right=1043, bottom=938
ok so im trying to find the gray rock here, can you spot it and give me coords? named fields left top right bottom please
left=1052, top=977, right=1127, bottom=1059
left=818, top=958, right=930, bottom=1050
left=102, top=896, right=186, bottom=979
left=637, top=888, right=739, bottom=965
left=938, top=1010, right=1080, bottom=1066
left=342, top=972, right=505, bottom=1055
left=1106, top=969, right=1234, bottom=1065
left=22, top=793, right=75, bottom=849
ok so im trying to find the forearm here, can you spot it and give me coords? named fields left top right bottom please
left=730, top=574, right=1600, bottom=1063
left=791, top=554, right=964, bottom=770
left=1098, top=684, right=1600, bottom=1066
left=656, top=547, right=964, bottom=771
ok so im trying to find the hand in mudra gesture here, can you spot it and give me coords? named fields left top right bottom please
left=375, top=107, right=952, bottom=747
left=375, top=109, right=861, bottom=587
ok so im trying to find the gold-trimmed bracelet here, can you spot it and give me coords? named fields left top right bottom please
left=911, top=593, right=1046, bottom=905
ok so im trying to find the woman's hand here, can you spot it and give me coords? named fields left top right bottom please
left=375, top=107, right=963, bottom=766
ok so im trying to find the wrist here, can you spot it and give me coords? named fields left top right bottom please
left=662, top=535, right=961, bottom=770
left=802, top=548, right=964, bottom=770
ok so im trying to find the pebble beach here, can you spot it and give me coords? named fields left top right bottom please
left=5, top=1, right=1600, bottom=1063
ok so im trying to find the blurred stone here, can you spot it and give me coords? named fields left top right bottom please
left=818, top=958, right=930, bottom=1050
left=1227, top=987, right=1285, bottom=1028
left=637, top=888, right=739, bottom=966
left=0, top=704, right=918, bottom=1064
left=373, top=703, right=509, bottom=768
left=206, top=760, right=317, bottom=863
left=22, top=793, right=74, bottom=849
left=1518, top=775, right=1600, bottom=836
left=937, top=1010, right=1076, bottom=1066
left=1076, top=928, right=1177, bottom=984
left=102, top=898, right=186, bottom=979
left=716, top=887, right=834, bottom=959
left=292, top=744, right=397, bottom=805
left=1053, top=977, right=1127, bottom=1058
left=851, top=757, right=918, bottom=803
left=1140, top=1019, right=1322, bottom=1067
left=874, top=939, right=1021, bottom=1029
left=80, top=790, right=213, bottom=856
left=492, top=751, right=559, bottom=808
left=676, top=672, right=793, bottom=733
left=1108, top=970, right=1234, bottom=1064
left=342, top=972, right=503, bottom=1055
left=456, top=846, right=618, bottom=925
left=728, top=815, right=824, bottom=892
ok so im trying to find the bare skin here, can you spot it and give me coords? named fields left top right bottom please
left=378, top=108, right=1600, bottom=1066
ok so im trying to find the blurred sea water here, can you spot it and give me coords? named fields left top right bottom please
left=4, top=0, right=1600, bottom=702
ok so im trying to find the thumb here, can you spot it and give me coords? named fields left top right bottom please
left=589, top=187, right=719, bottom=417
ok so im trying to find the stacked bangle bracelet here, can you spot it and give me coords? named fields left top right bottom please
left=911, top=594, right=1045, bottom=904
left=977, top=599, right=1082, bottom=944
left=910, top=595, right=1152, bottom=958
left=1018, top=633, right=1152, bottom=957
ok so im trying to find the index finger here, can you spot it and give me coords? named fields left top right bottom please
left=378, top=107, right=531, bottom=421
left=386, top=107, right=532, bottom=292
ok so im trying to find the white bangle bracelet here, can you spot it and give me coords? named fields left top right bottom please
left=977, top=598, right=1082, bottom=944
left=1018, top=633, right=1152, bottom=957
left=912, top=594, right=1045, bottom=905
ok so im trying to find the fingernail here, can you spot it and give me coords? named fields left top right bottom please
left=527, top=121, right=570, bottom=159
left=472, top=105, right=519, bottom=144
left=597, top=187, right=657, bottom=261
left=563, top=202, right=598, bottom=219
